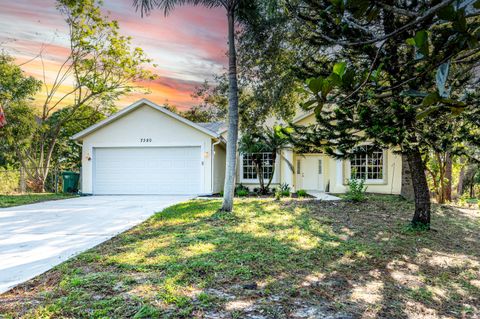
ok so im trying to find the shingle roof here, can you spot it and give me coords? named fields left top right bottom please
left=197, top=122, right=226, bottom=135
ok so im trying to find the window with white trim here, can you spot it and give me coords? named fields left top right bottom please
left=350, top=146, right=384, bottom=181
left=242, top=153, right=275, bottom=180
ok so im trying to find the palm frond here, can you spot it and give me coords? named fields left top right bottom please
left=133, top=0, right=223, bottom=16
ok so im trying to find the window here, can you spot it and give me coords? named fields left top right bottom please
left=296, top=160, right=301, bottom=174
left=318, top=160, right=322, bottom=174
left=242, top=153, right=275, bottom=180
left=350, top=146, right=384, bottom=180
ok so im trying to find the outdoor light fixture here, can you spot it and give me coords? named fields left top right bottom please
left=204, top=151, right=209, bottom=158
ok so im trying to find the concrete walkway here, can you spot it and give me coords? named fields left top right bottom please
left=0, top=195, right=191, bottom=294
left=307, top=191, right=341, bottom=201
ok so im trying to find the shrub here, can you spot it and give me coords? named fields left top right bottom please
left=345, top=179, right=367, bottom=202
left=275, top=189, right=282, bottom=200
left=0, top=168, right=20, bottom=194
left=296, top=189, right=308, bottom=197
left=274, top=183, right=291, bottom=198
left=458, top=193, right=478, bottom=208
left=279, top=183, right=290, bottom=197
left=235, top=184, right=249, bottom=194
left=236, top=189, right=249, bottom=197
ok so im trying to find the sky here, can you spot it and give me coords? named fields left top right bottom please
left=0, top=0, right=227, bottom=110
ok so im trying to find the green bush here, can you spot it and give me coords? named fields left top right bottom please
left=235, top=184, right=249, bottom=194
left=236, top=189, right=249, bottom=197
left=458, top=193, right=478, bottom=207
left=345, top=179, right=367, bottom=202
left=275, top=189, right=282, bottom=200
left=0, top=168, right=20, bottom=194
left=274, top=183, right=291, bottom=198
left=297, top=189, right=308, bottom=197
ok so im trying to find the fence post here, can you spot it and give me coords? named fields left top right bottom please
left=19, top=167, right=26, bottom=193
left=55, top=168, right=59, bottom=193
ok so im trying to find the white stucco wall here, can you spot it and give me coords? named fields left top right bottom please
left=208, top=112, right=403, bottom=195
left=291, top=113, right=403, bottom=194
left=78, top=104, right=214, bottom=194
left=213, top=144, right=226, bottom=193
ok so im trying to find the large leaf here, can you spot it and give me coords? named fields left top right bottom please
left=414, top=30, right=429, bottom=57
left=436, top=61, right=451, bottom=98
left=422, top=92, right=441, bottom=107
left=321, top=80, right=333, bottom=99
left=333, top=62, right=347, bottom=78
left=307, top=77, right=323, bottom=95
left=400, top=89, right=428, bottom=98
left=437, top=5, right=456, bottom=21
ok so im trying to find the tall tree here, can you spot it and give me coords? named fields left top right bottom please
left=0, top=52, right=41, bottom=128
left=286, top=0, right=480, bottom=228
left=1, top=0, right=154, bottom=191
left=46, top=105, right=113, bottom=170
left=184, top=80, right=227, bottom=123
left=134, top=0, right=253, bottom=212
left=238, top=126, right=292, bottom=193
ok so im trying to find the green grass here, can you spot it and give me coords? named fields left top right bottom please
left=0, top=193, right=77, bottom=208
left=1, top=196, right=479, bottom=318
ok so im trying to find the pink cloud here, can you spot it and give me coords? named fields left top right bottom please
left=0, top=0, right=227, bottom=111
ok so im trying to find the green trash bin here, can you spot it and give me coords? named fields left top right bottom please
left=61, top=171, right=80, bottom=193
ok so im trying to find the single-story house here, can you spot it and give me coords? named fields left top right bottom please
left=72, top=98, right=403, bottom=195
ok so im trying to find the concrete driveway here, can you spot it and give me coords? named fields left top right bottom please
left=0, top=195, right=192, bottom=294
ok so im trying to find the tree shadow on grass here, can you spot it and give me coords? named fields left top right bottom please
left=2, top=197, right=479, bottom=319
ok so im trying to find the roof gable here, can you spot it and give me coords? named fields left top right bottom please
left=71, top=99, right=220, bottom=141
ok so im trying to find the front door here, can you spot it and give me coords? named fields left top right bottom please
left=297, top=156, right=324, bottom=191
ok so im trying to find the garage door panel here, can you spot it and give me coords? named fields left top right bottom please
left=93, top=147, right=201, bottom=195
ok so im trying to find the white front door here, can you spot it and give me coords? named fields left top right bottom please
left=93, top=147, right=202, bottom=195
left=297, top=156, right=324, bottom=191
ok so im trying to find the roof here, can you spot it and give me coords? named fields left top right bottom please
left=197, top=122, right=226, bottom=134
left=71, top=98, right=221, bottom=141
left=292, top=111, right=314, bottom=124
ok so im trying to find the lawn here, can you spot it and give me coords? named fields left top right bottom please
left=0, top=193, right=77, bottom=208
left=1, top=196, right=479, bottom=318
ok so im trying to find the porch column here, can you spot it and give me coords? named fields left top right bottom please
left=281, top=149, right=295, bottom=191
left=335, top=159, right=343, bottom=189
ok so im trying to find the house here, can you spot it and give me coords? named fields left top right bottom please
left=72, top=98, right=403, bottom=195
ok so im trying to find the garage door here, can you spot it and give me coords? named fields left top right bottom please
left=93, top=147, right=201, bottom=195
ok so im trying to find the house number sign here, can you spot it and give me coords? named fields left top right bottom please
left=140, top=138, right=152, bottom=143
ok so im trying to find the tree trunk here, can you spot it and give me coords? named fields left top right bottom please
left=444, top=152, right=452, bottom=202
left=400, top=154, right=415, bottom=200
left=457, top=157, right=466, bottom=196
left=255, top=158, right=265, bottom=193
left=435, top=152, right=445, bottom=204
left=221, top=9, right=240, bottom=212
left=407, top=147, right=431, bottom=228
left=265, top=152, right=277, bottom=190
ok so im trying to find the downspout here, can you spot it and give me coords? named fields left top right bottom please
left=211, top=139, right=221, bottom=194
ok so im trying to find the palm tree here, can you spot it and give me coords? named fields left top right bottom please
left=238, top=126, right=293, bottom=194
left=133, top=0, right=244, bottom=212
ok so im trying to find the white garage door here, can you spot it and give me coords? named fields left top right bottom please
left=93, top=147, right=201, bottom=195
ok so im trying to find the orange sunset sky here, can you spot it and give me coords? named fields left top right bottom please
left=0, top=0, right=228, bottom=111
